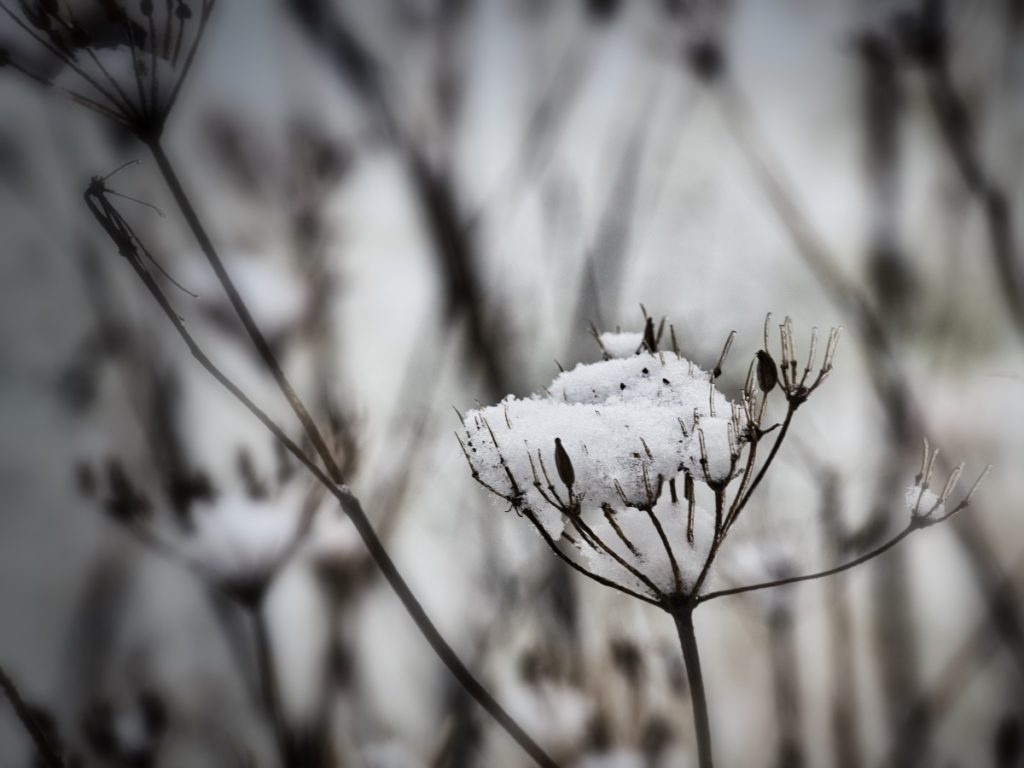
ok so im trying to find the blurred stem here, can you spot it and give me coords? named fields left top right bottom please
left=700, top=525, right=916, bottom=603
left=250, top=607, right=290, bottom=767
left=0, top=665, right=67, bottom=768
left=91, top=157, right=561, bottom=768
left=673, top=607, right=714, bottom=768
left=146, top=139, right=343, bottom=484
left=768, top=605, right=805, bottom=768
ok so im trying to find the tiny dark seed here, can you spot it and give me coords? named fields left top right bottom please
left=620, top=383, right=626, bottom=390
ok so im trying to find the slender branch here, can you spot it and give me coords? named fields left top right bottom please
left=728, top=404, right=796, bottom=529
left=522, top=509, right=661, bottom=606
left=146, top=139, right=344, bottom=485
left=84, top=193, right=562, bottom=768
left=0, top=665, right=66, bottom=768
left=673, top=608, right=714, bottom=768
left=699, top=525, right=916, bottom=603
left=250, top=608, right=290, bottom=767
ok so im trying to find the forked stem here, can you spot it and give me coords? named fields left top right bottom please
left=113, top=143, right=561, bottom=768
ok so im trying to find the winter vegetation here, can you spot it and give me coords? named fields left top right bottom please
left=0, top=1, right=1022, bottom=767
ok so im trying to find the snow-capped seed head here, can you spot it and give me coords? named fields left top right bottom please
left=184, top=487, right=310, bottom=601
left=460, top=349, right=742, bottom=537
left=906, top=457, right=990, bottom=525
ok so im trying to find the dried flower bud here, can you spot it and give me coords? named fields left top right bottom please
left=554, top=437, right=575, bottom=490
left=176, top=2, right=193, bottom=20
left=755, top=350, right=778, bottom=393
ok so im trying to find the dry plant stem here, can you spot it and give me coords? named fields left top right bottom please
left=99, top=206, right=561, bottom=768
left=730, top=405, right=796, bottom=526
left=699, top=525, right=916, bottom=604
left=146, top=139, right=343, bottom=485
left=0, top=665, right=66, bottom=768
left=673, top=608, right=714, bottom=768
left=251, top=607, right=289, bottom=767
left=714, top=74, right=1024, bottom=682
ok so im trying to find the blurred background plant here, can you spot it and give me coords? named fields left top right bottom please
left=1, top=0, right=1023, bottom=766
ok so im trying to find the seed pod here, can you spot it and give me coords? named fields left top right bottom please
left=554, top=437, right=575, bottom=490
left=755, top=350, right=778, bottom=393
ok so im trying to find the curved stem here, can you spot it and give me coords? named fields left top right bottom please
left=0, top=665, right=66, bottom=768
left=146, top=139, right=344, bottom=485
left=728, top=405, right=796, bottom=528
left=84, top=192, right=562, bottom=768
left=673, top=608, right=714, bottom=768
left=699, top=525, right=915, bottom=604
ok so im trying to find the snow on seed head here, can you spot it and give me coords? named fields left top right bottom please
left=461, top=349, right=745, bottom=597
left=597, top=331, right=644, bottom=359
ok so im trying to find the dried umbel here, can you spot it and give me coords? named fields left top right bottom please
left=458, top=314, right=840, bottom=608
left=0, top=0, right=214, bottom=136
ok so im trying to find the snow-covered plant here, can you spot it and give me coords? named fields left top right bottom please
left=459, top=313, right=988, bottom=768
left=458, top=314, right=839, bottom=608
left=87, top=446, right=323, bottom=607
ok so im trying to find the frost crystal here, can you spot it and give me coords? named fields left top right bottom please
left=461, top=350, right=745, bottom=599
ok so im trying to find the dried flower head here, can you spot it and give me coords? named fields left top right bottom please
left=458, top=314, right=839, bottom=608
left=0, top=0, right=214, bottom=136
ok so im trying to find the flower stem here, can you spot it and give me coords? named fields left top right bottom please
left=0, top=664, right=66, bottom=768
left=250, top=607, right=290, bottom=767
left=673, top=607, right=714, bottom=768
left=130, top=143, right=561, bottom=768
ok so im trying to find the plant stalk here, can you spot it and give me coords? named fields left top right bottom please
left=674, top=607, right=714, bottom=768
left=124, top=145, right=559, bottom=768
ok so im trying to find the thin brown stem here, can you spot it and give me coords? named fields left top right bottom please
left=84, top=193, right=562, bottom=768
left=699, top=525, right=916, bottom=604
left=146, top=139, right=343, bottom=485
